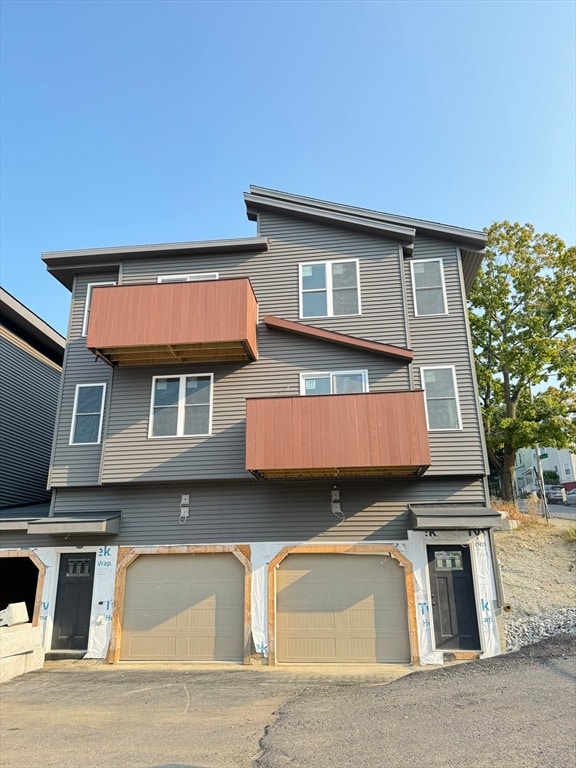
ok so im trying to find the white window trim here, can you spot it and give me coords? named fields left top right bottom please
left=410, top=258, right=448, bottom=317
left=148, top=373, right=214, bottom=439
left=157, top=273, right=219, bottom=283
left=82, top=281, right=117, bottom=336
left=299, top=369, right=369, bottom=396
left=299, top=259, right=361, bottom=319
left=420, top=365, right=463, bottom=431
left=69, top=383, right=107, bottom=445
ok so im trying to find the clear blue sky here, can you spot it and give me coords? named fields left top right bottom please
left=1, top=0, right=574, bottom=336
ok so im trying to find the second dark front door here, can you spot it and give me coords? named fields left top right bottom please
left=52, top=553, right=95, bottom=651
left=427, top=544, right=480, bottom=651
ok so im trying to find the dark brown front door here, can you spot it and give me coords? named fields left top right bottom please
left=52, top=553, right=95, bottom=651
left=427, top=545, right=480, bottom=651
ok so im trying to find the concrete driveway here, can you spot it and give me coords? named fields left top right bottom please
left=1, top=636, right=574, bottom=768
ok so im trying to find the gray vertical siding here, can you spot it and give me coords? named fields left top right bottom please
left=49, top=272, right=117, bottom=488
left=406, top=237, right=487, bottom=476
left=0, top=329, right=60, bottom=507
left=46, top=477, right=487, bottom=545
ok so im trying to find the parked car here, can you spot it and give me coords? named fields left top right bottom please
left=545, top=485, right=567, bottom=504
left=564, top=489, right=576, bottom=506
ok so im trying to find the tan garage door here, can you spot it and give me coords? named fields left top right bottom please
left=276, top=553, right=410, bottom=663
left=121, top=553, right=245, bottom=661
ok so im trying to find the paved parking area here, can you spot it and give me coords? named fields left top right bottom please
left=0, top=661, right=411, bottom=768
left=2, top=637, right=574, bottom=768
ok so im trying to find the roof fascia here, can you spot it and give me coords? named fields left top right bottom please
left=247, top=186, right=487, bottom=250
left=264, top=316, right=414, bottom=362
left=245, top=193, right=415, bottom=251
left=0, top=288, right=65, bottom=363
left=42, top=236, right=270, bottom=290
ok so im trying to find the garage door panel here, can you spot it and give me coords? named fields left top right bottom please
left=285, top=637, right=337, bottom=660
left=276, top=553, right=410, bottom=663
left=124, top=607, right=179, bottom=631
left=121, top=553, right=245, bottom=662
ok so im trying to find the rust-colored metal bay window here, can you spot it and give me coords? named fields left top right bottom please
left=86, top=279, right=258, bottom=366
left=246, top=390, right=431, bottom=478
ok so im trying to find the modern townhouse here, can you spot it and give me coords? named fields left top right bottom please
left=0, top=187, right=504, bottom=665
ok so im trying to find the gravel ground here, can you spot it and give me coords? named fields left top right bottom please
left=494, top=518, right=576, bottom=651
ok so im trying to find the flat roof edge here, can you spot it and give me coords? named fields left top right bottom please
left=42, top=236, right=270, bottom=264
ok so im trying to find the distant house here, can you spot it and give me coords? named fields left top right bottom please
left=0, top=288, right=65, bottom=625
left=0, top=187, right=505, bottom=665
left=515, top=447, right=576, bottom=494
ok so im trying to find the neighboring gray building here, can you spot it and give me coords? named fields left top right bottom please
left=0, top=188, right=504, bottom=665
left=0, top=289, right=64, bottom=507
left=0, top=288, right=64, bottom=622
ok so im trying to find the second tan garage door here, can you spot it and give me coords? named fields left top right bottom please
left=120, top=553, right=245, bottom=661
left=276, top=553, right=410, bottom=663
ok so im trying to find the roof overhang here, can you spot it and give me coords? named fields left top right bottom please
left=25, top=515, right=121, bottom=536
left=245, top=186, right=487, bottom=252
left=0, top=519, right=30, bottom=532
left=264, top=316, right=414, bottom=362
left=42, top=237, right=270, bottom=290
left=409, top=505, right=502, bottom=530
left=0, top=289, right=65, bottom=365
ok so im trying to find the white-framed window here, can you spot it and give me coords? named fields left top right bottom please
left=300, top=370, right=368, bottom=396
left=157, top=273, right=219, bottom=283
left=149, top=374, right=213, bottom=438
left=410, top=258, right=448, bottom=316
left=564, top=462, right=572, bottom=478
left=421, top=366, right=462, bottom=431
left=299, top=259, right=360, bottom=318
left=82, top=282, right=116, bottom=336
left=70, top=383, right=106, bottom=445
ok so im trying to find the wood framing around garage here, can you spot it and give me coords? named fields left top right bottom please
left=267, top=544, right=419, bottom=665
left=0, top=549, right=47, bottom=627
left=106, top=544, right=252, bottom=664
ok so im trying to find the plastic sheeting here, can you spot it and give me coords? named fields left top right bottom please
left=405, top=530, right=500, bottom=664
left=250, top=535, right=500, bottom=664
left=31, top=545, right=118, bottom=658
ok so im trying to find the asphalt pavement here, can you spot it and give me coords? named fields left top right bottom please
left=547, top=502, right=576, bottom=521
left=1, top=635, right=574, bottom=768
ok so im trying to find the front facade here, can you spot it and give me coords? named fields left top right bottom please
left=1, top=188, right=504, bottom=664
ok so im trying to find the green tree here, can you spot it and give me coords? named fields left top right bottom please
left=468, top=221, right=576, bottom=501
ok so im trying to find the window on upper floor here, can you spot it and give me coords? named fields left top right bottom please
left=300, top=369, right=368, bottom=396
left=149, top=374, right=213, bottom=438
left=158, top=273, right=219, bottom=283
left=410, top=259, right=448, bottom=316
left=421, top=366, right=462, bottom=430
left=299, top=259, right=360, bottom=318
left=82, top=282, right=117, bottom=336
left=70, top=383, right=106, bottom=445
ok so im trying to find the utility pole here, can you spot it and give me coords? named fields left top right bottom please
left=534, top=446, right=550, bottom=522
left=530, top=382, right=549, bottom=522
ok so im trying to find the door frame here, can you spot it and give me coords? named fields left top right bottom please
left=51, top=551, right=96, bottom=651
left=107, top=545, right=252, bottom=664
left=0, top=550, right=46, bottom=626
left=267, top=544, right=419, bottom=666
left=425, top=539, right=482, bottom=654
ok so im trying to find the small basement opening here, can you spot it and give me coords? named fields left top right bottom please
left=0, top=557, right=40, bottom=623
